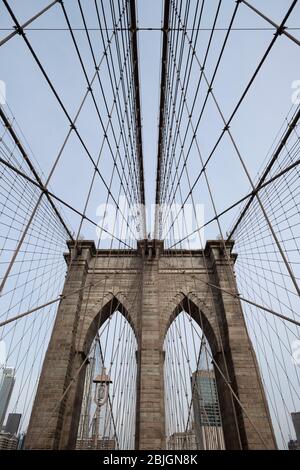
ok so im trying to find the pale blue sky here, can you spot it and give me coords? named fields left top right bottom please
left=0, top=0, right=299, bottom=244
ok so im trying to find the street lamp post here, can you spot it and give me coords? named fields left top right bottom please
left=92, top=367, right=112, bottom=449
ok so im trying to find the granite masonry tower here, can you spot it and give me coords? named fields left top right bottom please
left=25, top=239, right=276, bottom=450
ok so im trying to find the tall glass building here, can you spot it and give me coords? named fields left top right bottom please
left=0, top=367, right=15, bottom=430
left=192, top=369, right=225, bottom=449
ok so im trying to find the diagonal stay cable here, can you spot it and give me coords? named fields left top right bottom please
left=162, top=1, right=300, bottom=299
left=228, top=104, right=300, bottom=239
left=0, top=107, right=73, bottom=240
left=159, top=0, right=298, bottom=234
left=240, top=0, right=300, bottom=47
left=2, top=0, right=138, bottom=244
left=0, top=0, right=59, bottom=47
left=0, top=3, right=131, bottom=293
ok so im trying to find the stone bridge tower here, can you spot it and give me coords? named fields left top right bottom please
left=25, top=239, right=276, bottom=450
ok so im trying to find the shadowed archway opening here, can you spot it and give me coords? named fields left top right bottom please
left=76, top=296, right=137, bottom=450
left=164, top=296, right=225, bottom=450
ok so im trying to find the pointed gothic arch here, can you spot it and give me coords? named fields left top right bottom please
left=25, top=240, right=276, bottom=450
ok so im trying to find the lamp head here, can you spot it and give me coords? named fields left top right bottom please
left=93, top=367, right=112, bottom=385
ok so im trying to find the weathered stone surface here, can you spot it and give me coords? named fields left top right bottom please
left=25, top=240, right=276, bottom=450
